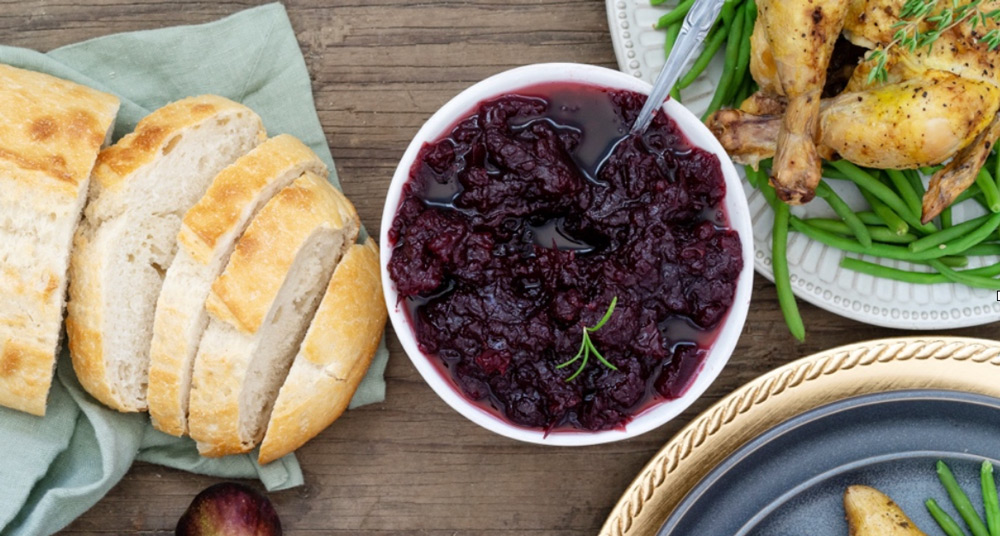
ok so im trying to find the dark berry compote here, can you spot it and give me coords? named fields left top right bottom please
left=387, top=83, right=743, bottom=432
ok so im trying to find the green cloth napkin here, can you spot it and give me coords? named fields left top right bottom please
left=0, top=4, right=389, bottom=535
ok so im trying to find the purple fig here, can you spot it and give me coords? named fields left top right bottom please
left=175, top=482, right=282, bottom=536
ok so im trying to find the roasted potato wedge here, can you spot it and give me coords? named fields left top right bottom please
left=844, top=485, right=928, bottom=536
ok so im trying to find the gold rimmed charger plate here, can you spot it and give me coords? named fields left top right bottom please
left=600, top=336, right=1000, bottom=536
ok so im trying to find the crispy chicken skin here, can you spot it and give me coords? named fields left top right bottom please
left=709, top=71, right=1000, bottom=170
left=711, top=0, right=1000, bottom=222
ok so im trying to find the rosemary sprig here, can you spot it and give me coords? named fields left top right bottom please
left=866, top=0, right=1000, bottom=84
left=556, top=297, right=619, bottom=382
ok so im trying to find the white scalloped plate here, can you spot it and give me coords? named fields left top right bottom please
left=605, top=0, right=1000, bottom=329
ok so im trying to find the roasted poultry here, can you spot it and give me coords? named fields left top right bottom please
left=708, top=0, right=1000, bottom=222
left=746, top=0, right=850, bottom=204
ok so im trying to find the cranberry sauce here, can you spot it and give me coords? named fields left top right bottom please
left=388, top=83, right=743, bottom=432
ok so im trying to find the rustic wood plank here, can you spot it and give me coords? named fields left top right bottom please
left=0, top=0, right=997, bottom=534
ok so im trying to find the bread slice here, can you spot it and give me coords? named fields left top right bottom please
left=0, top=64, right=120, bottom=416
left=147, top=134, right=327, bottom=436
left=67, top=95, right=266, bottom=412
left=258, top=238, right=386, bottom=464
left=187, top=172, right=359, bottom=456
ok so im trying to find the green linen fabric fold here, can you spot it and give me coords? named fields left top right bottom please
left=0, top=4, right=388, bottom=535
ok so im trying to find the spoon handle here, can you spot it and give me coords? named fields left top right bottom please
left=630, top=0, right=729, bottom=135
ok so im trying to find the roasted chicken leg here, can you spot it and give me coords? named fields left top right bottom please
left=751, top=0, right=849, bottom=204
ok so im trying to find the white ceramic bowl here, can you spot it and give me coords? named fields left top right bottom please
left=380, top=63, right=754, bottom=446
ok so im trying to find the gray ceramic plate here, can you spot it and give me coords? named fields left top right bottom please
left=657, top=390, right=1000, bottom=535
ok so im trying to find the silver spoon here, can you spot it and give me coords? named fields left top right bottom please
left=631, top=0, right=729, bottom=135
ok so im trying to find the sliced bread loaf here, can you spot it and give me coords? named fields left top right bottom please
left=0, top=64, right=120, bottom=416
left=67, top=95, right=266, bottom=412
left=148, top=134, right=327, bottom=436
left=187, top=172, right=359, bottom=456
left=258, top=238, right=386, bottom=464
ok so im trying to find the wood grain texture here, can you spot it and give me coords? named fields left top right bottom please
left=0, top=0, right=996, bottom=534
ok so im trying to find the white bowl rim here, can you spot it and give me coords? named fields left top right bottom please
left=380, top=62, right=754, bottom=446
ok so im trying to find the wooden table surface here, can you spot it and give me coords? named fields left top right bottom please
left=2, top=1, right=997, bottom=534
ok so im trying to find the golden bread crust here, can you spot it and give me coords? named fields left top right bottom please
left=92, top=95, right=258, bottom=191
left=0, top=340, right=56, bottom=416
left=0, top=64, right=119, bottom=416
left=205, top=172, right=359, bottom=334
left=179, top=134, right=328, bottom=264
left=0, top=64, right=119, bottom=192
left=258, top=238, right=386, bottom=464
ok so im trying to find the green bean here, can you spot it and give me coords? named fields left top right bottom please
left=994, top=154, right=1000, bottom=205
left=930, top=260, right=1000, bottom=290
left=830, top=160, right=937, bottom=234
left=734, top=75, right=754, bottom=106
left=859, top=188, right=909, bottom=236
left=928, top=498, right=971, bottom=536
left=886, top=169, right=923, bottom=217
left=816, top=182, right=872, bottom=247
left=841, top=258, right=946, bottom=284
left=655, top=0, right=696, bottom=28
left=905, top=169, right=926, bottom=198
left=965, top=243, right=1000, bottom=257
left=869, top=228, right=920, bottom=244
left=718, top=2, right=738, bottom=36
left=664, top=22, right=683, bottom=100
left=934, top=213, right=1000, bottom=256
left=941, top=206, right=953, bottom=228
left=821, top=166, right=850, bottom=180
left=977, top=168, right=1000, bottom=213
left=922, top=256, right=970, bottom=268
left=864, top=256, right=1000, bottom=274
left=755, top=169, right=780, bottom=209
left=703, top=3, right=744, bottom=120
left=743, top=1, right=757, bottom=42
left=773, top=202, right=805, bottom=342
left=804, top=218, right=917, bottom=244
left=723, top=0, right=756, bottom=105
left=909, top=213, right=995, bottom=253
left=677, top=27, right=727, bottom=89
left=841, top=258, right=1000, bottom=284
left=855, top=211, right=883, bottom=226
left=956, top=262, right=1000, bottom=276
left=789, top=219, right=910, bottom=259
left=761, top=184, right=780, bottom=209
left=842, top=254, right=967, bottom=267
left=990, top=152, right=1000, bottom=199
left=789, top=214, right=1000, bottom=261
left=982, top=461, right=1000, bottom=536
left=800, top=218, right=850, bottom=233
left=744, top=164, right=760, bottom=188
left=922, top=165, right=945, bottom=175
left=937, top=460, right=991, bottom=536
